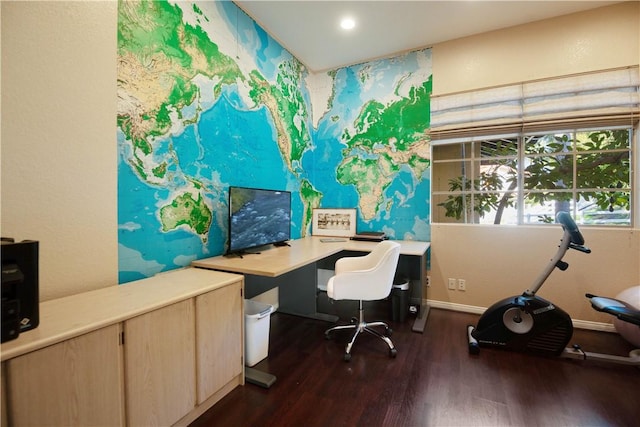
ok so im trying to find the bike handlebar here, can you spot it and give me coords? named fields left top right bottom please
left=556, top=211, right=585, bottom=245
left=525, top=211, right=591, bottom=296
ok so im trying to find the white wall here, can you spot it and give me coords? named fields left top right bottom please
left=432, top=2, right=639, bottom=95
left=430, top=1, right=640, bottom=324
left=430, top=225, right=639, bottom=325
left=1, top=1, right=118, bottom=300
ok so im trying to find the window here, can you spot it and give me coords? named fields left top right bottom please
left=429, top=67, right=639, bottom=226
left=432, top=127, right=633, bottom=226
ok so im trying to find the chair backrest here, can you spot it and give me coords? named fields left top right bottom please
left=328, top=241, right=401, bottom=301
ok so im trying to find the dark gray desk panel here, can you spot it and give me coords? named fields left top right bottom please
left=244, top=263, right=337, bottom=322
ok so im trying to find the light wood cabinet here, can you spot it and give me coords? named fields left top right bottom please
left=5, top=324, right=124, bottom=426
left=196, top=281, right=243, bottom=404
left=1, top=268, right=244, bottom=427
left=125, top=299, right=196, bottom=426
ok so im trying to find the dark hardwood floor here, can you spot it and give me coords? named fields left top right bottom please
left=191, top=307, right=639, bottom=427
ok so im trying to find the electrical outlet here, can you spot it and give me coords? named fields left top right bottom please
left=448, top=278, right=456, bottom=290
left=458, top=279, right=466, bottom=291
left=426, top=275, right=431, bottom=287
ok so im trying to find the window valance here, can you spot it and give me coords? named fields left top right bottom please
left=430, top=66, right=640, bottom=141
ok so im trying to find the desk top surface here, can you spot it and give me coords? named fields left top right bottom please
left=191, top=236, right=430, bottom=277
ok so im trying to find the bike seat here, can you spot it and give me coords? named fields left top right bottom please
left=586, top=294, right=640, bottom=327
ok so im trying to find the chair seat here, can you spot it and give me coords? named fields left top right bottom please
left=323, top=241, right=401, bottom=361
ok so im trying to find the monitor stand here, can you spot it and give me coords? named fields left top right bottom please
left=224, top=250, right=261, bottom=259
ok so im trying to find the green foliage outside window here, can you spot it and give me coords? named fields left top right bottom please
left=434, top=128, right=632, bottom=225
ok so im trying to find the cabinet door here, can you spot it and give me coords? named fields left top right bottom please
left=2, top=363, right=7, bottom=427
left=6, top=324, right=124, bottom=426
left=124, top=299, right=196, bottom=426
left=195, top=281, right=243, bottom=403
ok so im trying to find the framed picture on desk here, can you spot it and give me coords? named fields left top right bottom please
left=312, top=208, right=357, bottom=237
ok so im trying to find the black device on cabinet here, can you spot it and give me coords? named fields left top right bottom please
left=1, top=238, right=39, bottom=342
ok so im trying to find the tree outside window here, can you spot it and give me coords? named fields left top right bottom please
left=432, top=128, right=632, bottom=226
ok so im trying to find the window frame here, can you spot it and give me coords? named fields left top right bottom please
left=431, top=125, right=636, bottom=227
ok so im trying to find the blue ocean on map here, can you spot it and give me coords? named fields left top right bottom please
left=118, top=92, right=303, bottom=283
left=117, top=1, right=431, bottom=283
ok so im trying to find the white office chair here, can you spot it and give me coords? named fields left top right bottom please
left=324, top=240, right=401, bottom=361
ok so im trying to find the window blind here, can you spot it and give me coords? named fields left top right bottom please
left=430, top=66, right=640, bottom=141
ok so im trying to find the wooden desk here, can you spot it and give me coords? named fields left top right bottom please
left=192, top=236, right=431, bottom=333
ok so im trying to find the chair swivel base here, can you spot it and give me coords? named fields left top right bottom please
left=325, top=302, right=397, bottom=361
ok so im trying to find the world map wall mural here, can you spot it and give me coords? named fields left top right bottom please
left=117, top=0, right=432, bottom=283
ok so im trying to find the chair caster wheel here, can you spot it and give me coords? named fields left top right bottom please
left=467, top=325, right=480, bottom=355
left=389, top=348, right=397, bottom=358
left=385, top=327, right=393, bottom=337
left=468, top=342, right=480, bottom=355
left=324, top=332, right=331, bottom=340
left=344, top=352, right=352, bottom=362
left=350, top=317, right=358, bottom=324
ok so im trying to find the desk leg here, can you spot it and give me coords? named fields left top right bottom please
left=245, top=367, right=276, bottom=389
left=409, top=250, right=430, bottom=333
left=412, top=302, right=430, bottom=333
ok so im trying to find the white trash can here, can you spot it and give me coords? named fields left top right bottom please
left=244, top=299, right=274, bottom=367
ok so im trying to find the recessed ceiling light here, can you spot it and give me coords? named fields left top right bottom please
left=340, top=17, right=356, bottom=30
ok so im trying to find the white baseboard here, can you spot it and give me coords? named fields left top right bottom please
left=571, top=319, right=616, bottom=332
left=426, top=299, right=616, bottom=333
left=427, top=300, right=486, bottom=315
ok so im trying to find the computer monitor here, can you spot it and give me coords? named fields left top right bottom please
left=227, top=186, right=291, bottom=255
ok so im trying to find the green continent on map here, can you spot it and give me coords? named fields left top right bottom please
left=247, top=61, right=312, bottom=173
left=299, top=179, right=323, bottom=235
left=160, top=193, right=212, bottom=239
left=337, top=78, right=432, bottom=220
left=117, top=0, right=244, bottom=181
left=118, top=1, right=315, bottom=244
left=337, top=156, right=395, bottom=220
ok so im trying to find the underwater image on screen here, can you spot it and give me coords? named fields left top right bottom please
left=228, top=187, right=291, bottom=253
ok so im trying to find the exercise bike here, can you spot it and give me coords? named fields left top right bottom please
left=467, top=211, right=640, bottom=366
